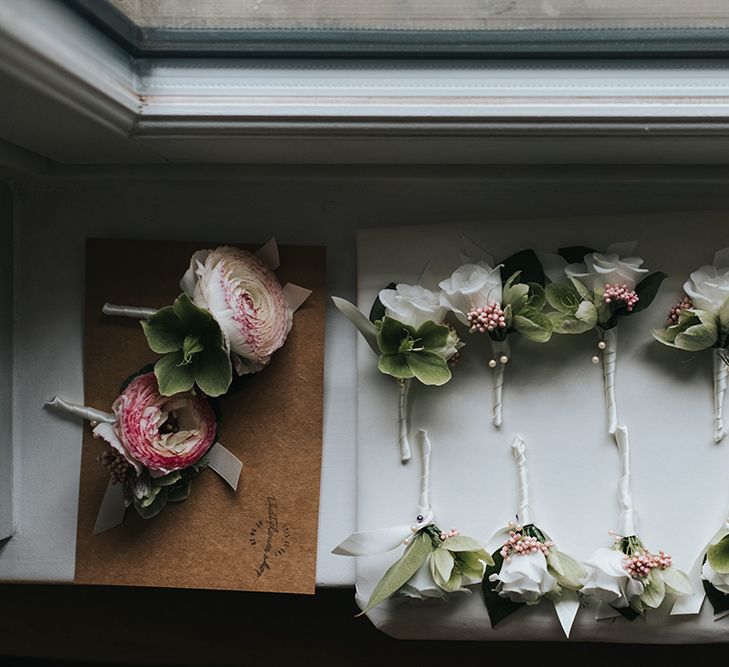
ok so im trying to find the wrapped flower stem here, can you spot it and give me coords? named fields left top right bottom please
left=490, top=340, right=510, bottom=429
left=512, top=434, right=532, bottom=526
left=397, top=379, right=413, bottom=463
left=47, top=396, right=114, bottom=424
left=614, top=426, right=638, bottom=537
left=600, top=328, right=619, bottom=436
left=102, top=303, right=158, bottom=320
left=714, top=349, right=728, bottom=444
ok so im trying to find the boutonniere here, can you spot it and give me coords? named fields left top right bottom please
left=580, top=427, right=692, bottom=620
left=543, top=243, right=666, bottom=434
left=103, top=239, right=311, bottom=398
left=333, top=281, right=461, bottom=462
left=482, top=435, right=586, bottom=637
left=333, top=429, right=492, bottom=612
left=47, top=369, right=241, bottom=532
left=439, top=247, right=552, bottom=428
left=652, top=249, right=729, bottom=443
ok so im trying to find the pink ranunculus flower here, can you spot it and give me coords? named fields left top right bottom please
left=180, top=246, right=293, bottom=375
left=93, top=373, right=216, bottom=476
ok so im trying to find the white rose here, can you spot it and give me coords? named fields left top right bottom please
left=683, top=265, right=729, bottom=313
left=439, top=261, right=503, bottom=326
left=702, top=559, right=729, bottom=595
left=565, top=253, right=648, bottom=292
left=489, top=550, right=557, bottom=604
left=580, top=548, right=644, bottom=608
left=378, top=284, right=447, bottom=330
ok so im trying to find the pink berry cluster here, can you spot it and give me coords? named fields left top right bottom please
left=667, top=295, right=694, bottom=325
left=603, top=283, right=639, bottom=312
left=439, top=528, right=460, bottom=540
left=467, top=302, right=506, bottom=334
left=623, top=550, right=672, bottom=578
left=500, top=530, right=554, bottom=563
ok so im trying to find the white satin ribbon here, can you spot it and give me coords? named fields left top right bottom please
left=713, top=349, right=727, bottom=444
left=101, top=304, right=158, bottom=320
left=601, top=328, right=619, bottom=436
left=333, top=428, right=434, bottom=557
left=398, top=379, right=412, bottom=463
left=491, top=339, right=511, bottom=429
left=614, top=426, right=639, bottom=537
left=46, top=396, right=115, bottom=424
left=511, top=433, right=533, bottom=526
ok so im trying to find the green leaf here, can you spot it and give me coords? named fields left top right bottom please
left=628, top=272, right=667, bottom=315
left=457, top=550, right=492, bottom=578
left=441, top=535, right=486, bottom=552
left=134, top=486, right=168, bottom=519
left=482, top=550, right=525, bottom=627
left=361, top=531, right=435, bottom=613
left=547, top=550, right=586, bottom=591
left=502, top=282, right=530, bottom=313
left=503, top=271, right=522, bottom=292
left=569, top=277, right=591, bottom=301
left=526, top=283, right=546, bottom=311
left=613, top=604, right=640, bottom=621
left=415, top=320, right=449, bottom=351
left=703, top=578, right=729, bottom=615
left=430, top=547, right=455, bottom=588
left=166, top=477, right=192, bottom=503
left=661, top=565, right=693, bottom=596
left=545, top=283, right=582, bottom=314
left=674, top=321, right=719, bottom=352
left=377, top=317, right=416, bottom=356
left=369, top=282, right=396, bottom=324
left=575, top=300, right=598, bottom=328
left=708, top=535, right=729, bottom=574
left=154, top=352, right=195, bottom=396
left=558, top=246, right=596, bottom=265
left=378, top=353, right=414, bottom=380
left=172, top=292, right=213, bottom=333
left=141, top=307, right=187, bottom=354
left=153, top=471, right=182, bottom=487
left=500, top=249, right=546, bottom=287
left=406, top=351, right=452, bottom=386
left=194, top=344, right=233, bottom=397
left=640, top=570, right=666, bottom=609
left=547, top=311, right=594, bottom=335
left=513, top=313, right=553, bottom=343
left=181, top=335, right=204, bottom=364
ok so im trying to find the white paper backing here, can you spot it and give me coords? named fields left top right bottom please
left=354, top=214, right=729, bottom=642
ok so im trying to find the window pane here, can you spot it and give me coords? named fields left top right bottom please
left=67, top=0, right=729, bottom=56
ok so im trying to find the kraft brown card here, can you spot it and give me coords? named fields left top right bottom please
left=76, top=239, right=326, bottom=593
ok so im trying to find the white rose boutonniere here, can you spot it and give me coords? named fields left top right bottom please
left=653, top=249, right=729, bottom=443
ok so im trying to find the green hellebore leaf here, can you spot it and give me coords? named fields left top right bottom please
left=172, top=292, right=213, bottom=333
left=575, top=300, right=598, bottom=328
left=545, top=283, right=582, bottom=314
left=181, top=335, right=204, bottom=365
left=153, top=471, right=183, bottom=487
left=441, top=535, right=486, bottom=553
left=141, top=306, right=188, bottom=354
left=406, top=351, right=452, bottom=386
left=503, top=282, right=530, bottom=313
left=500, top=249, right=546, bottom=287
left=457, top=550, right=491, bottom=579
left=569, top=277, right=591, bottom=300
left=154, top=351, right=195, bottom=396
left=482, top=549, right=525, bottom=627
left=651, top=327, right=678, bottom=347
left=674, top=321, right=719, bottom=352
left=526, top=283, right=546, bottom=311
left=431, top=547, right=455, bottom=588
left=415, top=320, right=449, bottom=351
left=558, top=246, right=596, bottom=265
left=640, top=570, right=666, bottom=609
left=166, top=477, right=192, bottom=503
left=194, top=343, right=233, bottom=397
left=361, top=531, right=435, bottom=614
left=440, top=568, right=464, bottom=593
left=134, top=486, right=168, bottom=519
left=503, top=271, right=522, bottom=292
left=661, top=565, right=693, bottom=596
left=546, top=311, right=593, bottom=335
left=547, top=550, right=586, bottom=591
left=378, top=353, right=415, bottom=380
left=708, top=535, right=729, bottom=574
left=377, top=317, right=416, bottom=356
left=703, top=578, right=729, bottom=615
left=513, top=313, right=553, bottom=343
left=369, top=282, right=396, bottom=324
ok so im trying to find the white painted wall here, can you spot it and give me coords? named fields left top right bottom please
left=0, top=182, right=12, bottom=540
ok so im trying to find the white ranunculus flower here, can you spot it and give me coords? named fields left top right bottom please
left=378, top=284, right=447, bottom=330
left=565, top=253, right=648, bottom=293
left=581, top=548, right=644, bottom=608
left=683, top=265, right=729, bottom=313
left=489, top=550, right=557, bottom=604
left=180, top=246, right=293, bottom=375
left=702, top=559, right=729, bottom=595
left=439, top=261, right=503, bottom=326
